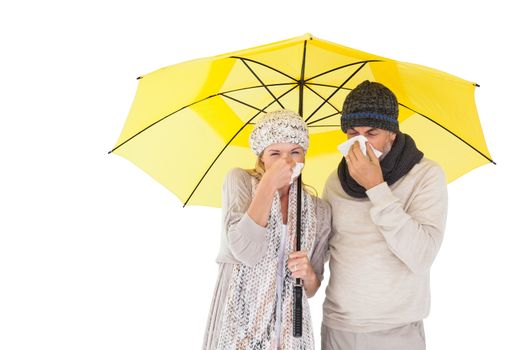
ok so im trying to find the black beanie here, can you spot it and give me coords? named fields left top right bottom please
left=341, top=80, right=399, bottom=133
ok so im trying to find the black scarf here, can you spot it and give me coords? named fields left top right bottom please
left=337, top=133, right=424, bottom=198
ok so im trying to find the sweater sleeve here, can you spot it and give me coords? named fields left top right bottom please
left=366, top=164, right=448, bottom=274
left=309, top=197, right=333, bottom=283
left=222, top=168, right=268, bottom=267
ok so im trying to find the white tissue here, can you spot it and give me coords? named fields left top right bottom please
left=290, top=162, right=304, bottom=184
left=337, top=135, right=383, bottom=158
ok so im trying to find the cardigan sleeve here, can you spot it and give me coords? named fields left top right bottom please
left=222, top=168, right=268, bottom=267
left=366, top=163, right=448, bottom=274
left=308, top=197, right=333, bottom=282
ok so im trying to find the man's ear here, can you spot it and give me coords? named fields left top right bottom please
left=390, top=132, right=397, bottom=142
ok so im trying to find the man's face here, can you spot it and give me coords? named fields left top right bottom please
left=346, top=126, right=397, bottom=157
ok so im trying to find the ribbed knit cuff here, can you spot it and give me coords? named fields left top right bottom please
left=365, top=182, right=397, bottom=207
left=228, top=213, right=268, bottom=266
left=233, top=213, right=267, bottom=246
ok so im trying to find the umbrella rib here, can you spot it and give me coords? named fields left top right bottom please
left=230, top=56, right=298, bottom=82
left=238, top=58, right=285, bottom=109
left=183, top=84, right=299, bottom=206
left=308, top=124, right=340, bottom=128
left=306, top=82, right=352, bottom=91
left=220, top=93, right=267, bottom=113
left=304, top=60, right=383, bottom=82
left=304, top=62, right=368, bottom=123
left=399, top=103, right=496, bottom=164
left=306, top=111, right=341, bottom=126
left=109, top=94, right=219, bottom=153
left=109, top=83, right=299, bottom=153
left=303, top=84, right=340, bottom=115
left=306, top=103, right=496, bottom=165
left=221, top=82, right=296, bottom=95
left=108, top=83, right=295, bottom=154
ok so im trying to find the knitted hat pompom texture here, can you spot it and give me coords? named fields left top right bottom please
left=249, top=109, right=309, bottom=156
left=341, top=80, right=399, bottom=133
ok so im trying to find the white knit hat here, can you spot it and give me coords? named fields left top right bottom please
left=249, top=110, right=309, bottom=156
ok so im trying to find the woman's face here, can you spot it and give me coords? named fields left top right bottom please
left=260, top=143, right=305, bottom=170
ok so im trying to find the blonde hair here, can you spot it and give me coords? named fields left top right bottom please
left=245, top=155, right=318, bottom=197
left=245, top=155, right=265, bottom=181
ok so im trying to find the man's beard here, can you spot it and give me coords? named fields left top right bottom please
left=379, top=140, right=394, bottom=161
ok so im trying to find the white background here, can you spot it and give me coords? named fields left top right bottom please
left=1, top=1, right=523, bottom=349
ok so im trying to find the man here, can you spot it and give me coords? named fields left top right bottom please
left=322, top=81, right=448, bottom=350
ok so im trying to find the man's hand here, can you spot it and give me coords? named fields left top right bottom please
left=345, top=142, right=384, bottom=190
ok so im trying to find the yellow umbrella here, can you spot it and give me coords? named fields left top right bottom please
left=110, top=33, right=494, bottom=207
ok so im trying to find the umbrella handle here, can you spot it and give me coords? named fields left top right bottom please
left=293, top=174, right=303, bottom=337
left=293, top=283, right=303, bottom=337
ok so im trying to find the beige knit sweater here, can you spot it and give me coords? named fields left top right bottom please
left=322, top=158, right=448, bottom=333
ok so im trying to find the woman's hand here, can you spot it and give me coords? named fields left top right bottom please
left=260, top=157, right=295, bottom=192
left=247, top=158, right=295, bottom=228
left=287, top=251, right=320, bottom=297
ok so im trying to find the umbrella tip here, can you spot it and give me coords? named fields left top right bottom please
left=137, top=76, right=143, bottom=80
left=474, top=83, right=480, bottom=87
left=305, top=33, right=314, bottom=40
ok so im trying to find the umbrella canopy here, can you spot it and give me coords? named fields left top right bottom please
left=110, top=33, right=493, bottom=207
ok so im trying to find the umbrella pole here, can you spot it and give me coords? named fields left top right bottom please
left=294, top=39, right=307, bottom=338
left=293, top=174, right=303, bottom=337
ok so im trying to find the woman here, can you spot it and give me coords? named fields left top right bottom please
left=202, top=110, right=332, bottom=349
